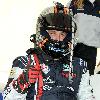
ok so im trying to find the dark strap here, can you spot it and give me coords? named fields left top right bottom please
left=33, top=54, right=43, bottom=100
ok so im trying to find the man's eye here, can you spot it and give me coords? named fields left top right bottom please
left=61, top=33, right=66, bottom=37
left=49, top=32, right=55, bottom=35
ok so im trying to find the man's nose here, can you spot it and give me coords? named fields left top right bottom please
left=53, top=34, right=61, bottom=41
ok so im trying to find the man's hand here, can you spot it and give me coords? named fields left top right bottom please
left=12, top=65, right=40, bottom=93
left=28, top=66, right=40, bottom=83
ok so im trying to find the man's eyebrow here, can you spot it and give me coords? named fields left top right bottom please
left=46, top=30, right=55, bottom=32
left=48, top=30, right=56, bottom=33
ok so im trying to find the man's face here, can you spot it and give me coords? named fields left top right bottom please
left=47, top=30, right=67, bottom=41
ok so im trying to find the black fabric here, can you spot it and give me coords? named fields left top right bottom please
left=42, top=39, right=70, bottom=59
left=73, top=43, right=97, bottom=60
left=12, top=56, right=28, bottom=69
left=73, top=43, right=97, bottom=75
left=40, top=87, right=77, bottom=100
left=88, top=60, right=96, bottom=75
left=26, top=84, right=36, bottom=100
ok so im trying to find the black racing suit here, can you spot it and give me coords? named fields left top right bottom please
left=3, top=48, right=95, bottom=100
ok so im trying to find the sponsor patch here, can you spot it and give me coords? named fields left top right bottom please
left=9, top=68, right=16, bottom=78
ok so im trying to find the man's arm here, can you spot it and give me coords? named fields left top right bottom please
left=3, top=65, right=27, bottom=100
left=3, top=55, right=40, bottom=100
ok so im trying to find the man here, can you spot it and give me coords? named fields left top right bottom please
left=69, top=0, right=100, bottom=75
left=3, top=3, right=95, bottom=100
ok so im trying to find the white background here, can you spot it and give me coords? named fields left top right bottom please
left=0, top=0, right=100, bottom=99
